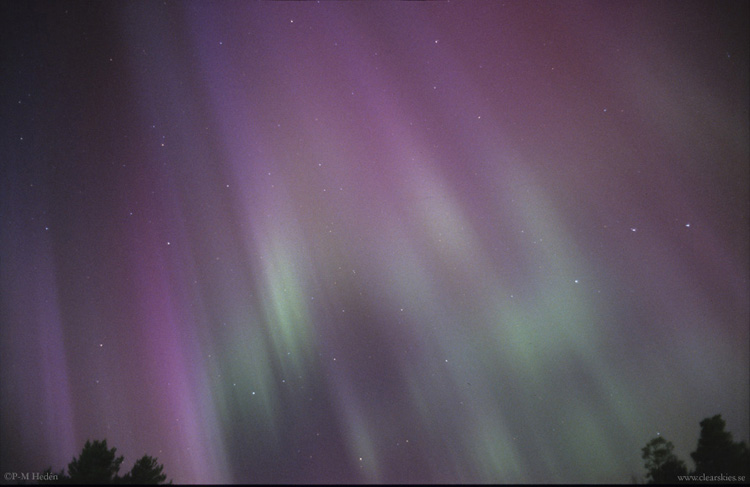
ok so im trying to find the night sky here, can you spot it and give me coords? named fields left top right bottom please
left=1, top=1, right=748, bottom=484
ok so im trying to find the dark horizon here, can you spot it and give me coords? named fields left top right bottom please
left=1, top=1, right=748, bottom=483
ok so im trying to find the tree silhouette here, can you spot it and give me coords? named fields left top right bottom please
left=641, top=437, right=688, bottom=484
left=67, top=439, right=123, bottom=484
left=641, top=414, right=750, bottom=483
left=691, top=414, right=749, bottom=477
left=121, top=455, right=169, bottom=484
left=42, top=439, right=170, bottom=484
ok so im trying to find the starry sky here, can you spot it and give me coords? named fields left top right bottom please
left=1, top=0, right=748, bottom=484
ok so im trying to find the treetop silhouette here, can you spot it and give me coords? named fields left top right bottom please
left=641, top=436, right=688, bottom=483
left=691, top=414, right=749, bottom=477
left=41, top=439, right=170, bottom=484
left=641, top=414, right=749, bottom=484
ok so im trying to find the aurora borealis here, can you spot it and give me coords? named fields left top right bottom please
left=1, top=0, right=748, bottom=483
